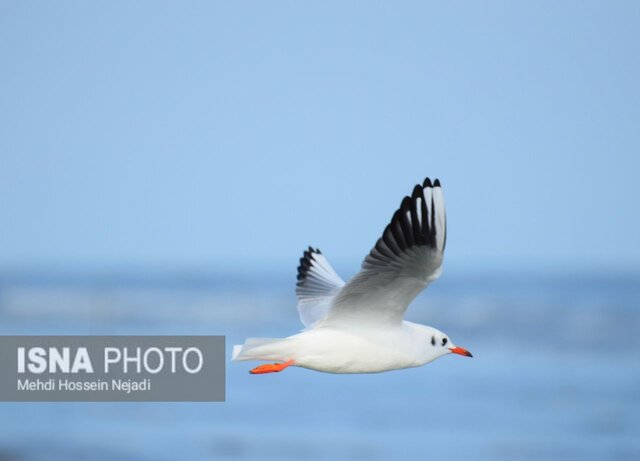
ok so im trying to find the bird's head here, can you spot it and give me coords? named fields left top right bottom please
left=415, top=325, right=473, bottom=363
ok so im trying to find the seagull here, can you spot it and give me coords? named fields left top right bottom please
left=232, top=177, right=472, bottom=374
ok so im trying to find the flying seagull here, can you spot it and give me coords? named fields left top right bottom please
left=232, top=177, right=472, bottom=374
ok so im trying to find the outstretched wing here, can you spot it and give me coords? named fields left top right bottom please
left=295, top=246, right=345, bottom=328
left=323, top=178, right=446, bottom=326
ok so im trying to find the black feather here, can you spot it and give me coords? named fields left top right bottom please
left=399, top=196, right=414, bottom=247
left=382, top=225, right=401, bottom=255
left=390, top=210, right=408, bottom=251
left=296, top=247, right=322, bottom=284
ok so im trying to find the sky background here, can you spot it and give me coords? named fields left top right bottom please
left=1, top=1, right=639, bottom=276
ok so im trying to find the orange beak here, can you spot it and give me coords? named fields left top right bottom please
left=449, top=346, right=473, bottom=357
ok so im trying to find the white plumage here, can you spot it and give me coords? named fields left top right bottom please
left=232, top=177, right=472, bottom=374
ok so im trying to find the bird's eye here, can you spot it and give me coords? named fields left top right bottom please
left=442, top=338, right=448, bottom=346
left=431, top=336, right=436, bottom=346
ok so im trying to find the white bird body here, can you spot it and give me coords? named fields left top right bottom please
left=233, top=322, right=450, bottom=374
left=232, top=177, right=472, bottom=375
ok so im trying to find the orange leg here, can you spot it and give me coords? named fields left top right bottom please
left=249, top=359, right=294, bottom=374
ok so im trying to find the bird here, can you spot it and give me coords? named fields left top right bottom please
left=232, top=177, right=472, bottom=374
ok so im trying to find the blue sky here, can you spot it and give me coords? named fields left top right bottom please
left=1, top=1, right=639, bottom=274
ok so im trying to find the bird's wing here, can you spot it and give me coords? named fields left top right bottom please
left=323, top=178, right=446, bottom=327
left=295, top=247, right=345, bottom=328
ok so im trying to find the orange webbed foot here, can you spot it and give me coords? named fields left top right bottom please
left=249, top=359, right=294, bottom=374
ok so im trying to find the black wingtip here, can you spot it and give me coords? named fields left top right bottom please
left=400, top=196, right=412, bottom=212
left=297, top=246, right=323, bottom=283
left=411, top=184, right=422, bottom=199
left=364, top=175, right=446, bottom=265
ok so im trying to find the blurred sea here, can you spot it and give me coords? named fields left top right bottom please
left=0, top=270, right=638, bottom=461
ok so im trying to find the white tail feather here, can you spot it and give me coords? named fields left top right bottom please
left=231, top=337, right=283, bottom=361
